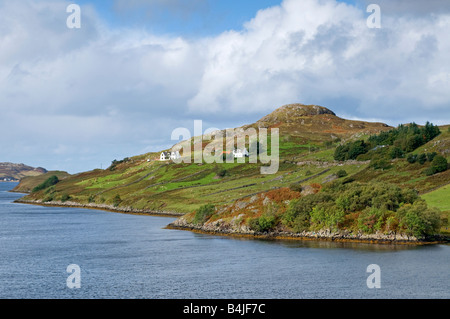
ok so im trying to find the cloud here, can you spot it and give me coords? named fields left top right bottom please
left=188, top=0, right=450, bottom=123
left=360, top=0, right=450, bottom=16
left=1, top=0, right=449, bottom=173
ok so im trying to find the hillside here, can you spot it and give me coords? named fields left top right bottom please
left=14, top=103, right=450, bottom=242
left=0, top=162, right=47, bottom=181
left=11, top=171, right=71, bottom=193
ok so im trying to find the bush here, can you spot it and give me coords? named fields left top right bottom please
left=397, top=200, right=441, bottom=237
left=426, top=152, right=437, bottom=162
left=424, top=167, right=436, bottom=176
left=417, top=153, right=427, bottom=165
left=216, top=168, right=229, bottom=177
left=370, top=159, right=391, bottom=170
left=43, top=194, right=54, bottom=202
left=407, top=154, right=417, bottom=163
left=334, top=140, right=369, bottom=161
left=193, top=204, right=215, bottom=225
left=336, top=169, right=348, bottom=178
left=61, top=193, right=71, bottom=202
left=389, top=147, right=404, bottom=159
left=112, top=194, right=122, bottom=207
left=32, top=175, right=60, bottom=193
left=288, top=183, right=303, bottom=193
left=249, top=215, right=276, bottom=232
left=431, top=155, right=448, bottom=173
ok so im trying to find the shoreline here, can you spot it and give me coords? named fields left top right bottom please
left=166, top=219, right=450, bottom=245
left=13, top=198, right=449, bottom=245
left=13, top=198, right=183, bottom=218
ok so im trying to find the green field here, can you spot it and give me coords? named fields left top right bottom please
left=422, top=184, right=450, bottom=212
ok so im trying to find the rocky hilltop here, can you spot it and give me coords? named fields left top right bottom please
left=0, top=162, right=47, bottom=181
left=243, top=103, right=391, bottom=143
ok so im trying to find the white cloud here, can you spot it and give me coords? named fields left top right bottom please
left=0, top=0, right=449, bottom=173
left=188, top=0, right=450, bottom=122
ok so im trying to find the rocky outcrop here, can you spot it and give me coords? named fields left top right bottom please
left=167, top=217, right=441, bottom=244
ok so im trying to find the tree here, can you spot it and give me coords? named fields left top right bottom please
left=431, top=155, right=448, bottom=173
left=417, top=153, right=427, bottom=165
left=397, top=200, right=441, bottom=237
left=193, top=204, right=215, bottom=225
left=426, top=152, right=437, bottom=162
left=407, top=154, right=417, bottom=163
left=32, top=175, right=60, bottom=192
left=389, top=147, right=404, bottom=159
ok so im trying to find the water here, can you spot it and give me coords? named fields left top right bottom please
left=0, top=182, right=448, bottom=299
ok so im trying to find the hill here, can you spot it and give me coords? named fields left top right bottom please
left=11, top=171, right=71, bottom=193
left=14, top=103, right=450, bottom=242
left=0, top=163, right=47, bottom=181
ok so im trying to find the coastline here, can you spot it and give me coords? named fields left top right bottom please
left=13, top=198, right=183, bottom=218
left=13, top=197, right=449, bottom=245
left=166, top=216, right=450, bottom=245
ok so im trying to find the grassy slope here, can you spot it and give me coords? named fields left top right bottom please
left=15, top=111, right=450, bottom=233
left=11, top=171, right=71, bottom=193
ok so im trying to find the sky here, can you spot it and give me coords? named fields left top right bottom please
left=1, top=0, right=449, bottom=174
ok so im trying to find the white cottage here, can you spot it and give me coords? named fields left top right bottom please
left=160, top=151, right=181, bottom=161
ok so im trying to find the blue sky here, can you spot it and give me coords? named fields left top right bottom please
left=75, top=0, right=287, bottom=36
left=1, top=0, right=449, bottom=173
left=75, top=0, right=363, bottom=36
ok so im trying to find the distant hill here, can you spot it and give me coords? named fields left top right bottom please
left=0, top=162, right=47, bottom=181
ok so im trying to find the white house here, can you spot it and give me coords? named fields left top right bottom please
left=233, top=148, right=249, bottom=158
left=160, top=151, right=181, bottom=161
left=170, top=151, right=181, bottom=160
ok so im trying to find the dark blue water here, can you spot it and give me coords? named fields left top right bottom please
left=0, top=182, right=448, bottom=299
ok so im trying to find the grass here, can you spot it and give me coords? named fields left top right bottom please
left=16, top=118, right=450, bottom=233
left=421, top=184, right=450, bottom=212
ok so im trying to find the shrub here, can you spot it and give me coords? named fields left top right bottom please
left=389, top=147, right=404, bottom=159
left=426, top=152, right=437, bottom=162
left=336, top=169, right=348, bottom=178
left=32, top=175, right=59, bottom=193
left=42, top=194, right=54, bottom=202
left=417, top=153, right=427, bottom=165
left=61, top=193, right=71, bottom=202
left=112, top=194, right=122, bottom=207
left=357, top=207, right=386, bottom=234
left=288, top=183, right=303, bottom=193
left=431, top=155, right=448, bottom=173
left=407, top=154, right=417, bottom=163
left=44, top=186, right=56, bottom=194
left=216, top=168, right=229, bottom=178
left=424, top=167, right=436, bottom=176
left=397, top=200, right=441, bottom=237
left=193, top=204, right=215, bottom=225
left=249, top=215, right=276, bottom=232
left=370, top=159, right=391, bottom=170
